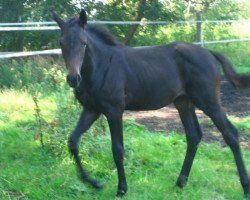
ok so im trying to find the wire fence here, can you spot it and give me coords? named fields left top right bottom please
left=0, top=20, right=249, bottom=59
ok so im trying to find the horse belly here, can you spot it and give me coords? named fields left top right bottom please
left=124, top=55, right=183, bottom=111
left=125, top=83, right=183, bottom=111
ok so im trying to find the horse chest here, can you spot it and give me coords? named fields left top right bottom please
left=74, top=88, right=99, bottom=110
left=75, top=87, right=122, bottom=112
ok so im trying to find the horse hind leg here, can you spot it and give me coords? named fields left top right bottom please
left=214, top=111, right=250, bottom=196
left=202, top=104, right=250, bottom=197
left=174, top=96, right=203, bottom=188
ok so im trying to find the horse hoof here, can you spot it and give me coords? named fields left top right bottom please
left=116, top=189, right=127, bottom=197
left=90, top=179, right=104, bottom=190
left=244, top=185, right=250, bottom=199
left=81, top=176, right=104, bottom=190
left=244, top=191, right=250, bottom=199
left=245, top=194, right=250, bottom=199
left=176, top=175, right=188, bottom=188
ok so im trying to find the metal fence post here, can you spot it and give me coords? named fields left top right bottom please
left=196, top=12, right=204, bottom=47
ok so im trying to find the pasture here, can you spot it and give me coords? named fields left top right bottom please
left=0, top=51, right=250, bottom=199
left=1, top=90, right=250, bottom=200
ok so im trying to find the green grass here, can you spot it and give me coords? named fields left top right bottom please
left=1, top=90, right=250, bottom=200
left=229, top=115, right=250, bottom=130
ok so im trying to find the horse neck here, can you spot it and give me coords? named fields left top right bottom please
left=84, top=35, right=114, bottom=73
left=80, top=37, right=108, bottom=86
left=86, top=34, right=107, bottom=60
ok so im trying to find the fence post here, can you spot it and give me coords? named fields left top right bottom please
left=196, top=12, right=204, bottom=47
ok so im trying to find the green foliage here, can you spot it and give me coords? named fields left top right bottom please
left=0, top=0, right=76, bottom=51
left=0, top=0, right=249, bottom=51
left=206, top=42, right=250, bottom=73
left=0, top=56, right=66, bottom=93
left=203, top=0, right=247, bottom=20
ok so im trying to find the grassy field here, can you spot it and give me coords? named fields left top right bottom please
left=0, top=47, right=250, bottom=199
left=1, top=90, right=250, bottom=200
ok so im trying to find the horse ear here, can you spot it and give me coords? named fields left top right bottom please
left=51, top=10, right=65, bottom=29
left=79, top=9, right=87, bottom=27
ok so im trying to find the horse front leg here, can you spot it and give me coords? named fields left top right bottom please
left=68, top=109, right=102, bottom=189
left=106, top=110, right=127, bottom=197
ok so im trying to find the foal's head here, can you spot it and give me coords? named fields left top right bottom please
left=52, top=10, right=88, bottom=88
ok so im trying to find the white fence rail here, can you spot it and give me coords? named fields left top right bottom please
left=0, top=49, right=61, bottom=59
left=0, top=20, right=249, bottom=59
left=0, top=26, right=59, bottom=31
left=0, top=19, right=249, bottom=27
left=1, top=38, right=250, bottom=59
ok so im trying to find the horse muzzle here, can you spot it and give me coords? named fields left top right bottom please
left=67, top=74, right=82, bottom=88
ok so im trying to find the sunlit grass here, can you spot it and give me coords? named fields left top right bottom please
left=0, top=90, right=57, bottom=124
left=229, top=115, right=250, bottom=130
left=0, top=90, right=250, bottom=200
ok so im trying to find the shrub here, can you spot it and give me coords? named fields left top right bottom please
left=0, top=56, right=66, bottom=93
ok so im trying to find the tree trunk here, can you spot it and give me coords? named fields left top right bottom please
left=124, top=0, right=146, bottom=45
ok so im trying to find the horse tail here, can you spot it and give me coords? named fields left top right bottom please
left=210, top=51, right=250, bottom=88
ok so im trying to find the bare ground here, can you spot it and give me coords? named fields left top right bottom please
left=124, top=79, right=250, bottom=146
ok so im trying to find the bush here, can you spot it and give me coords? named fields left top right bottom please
left=206, top=42, right=250, bottom=73
left=0, top=56, right=66, bottom=93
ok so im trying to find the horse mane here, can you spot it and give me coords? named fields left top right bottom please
left=64, top=17, right=119, bottom=46
left=86, top=24, right=119, bottom=46
left=66, top=17, right=78, bottom=26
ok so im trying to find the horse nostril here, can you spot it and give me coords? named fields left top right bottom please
left=66, top=74, right=81, bottom=88
left=76, top=74, right=82, bottom=86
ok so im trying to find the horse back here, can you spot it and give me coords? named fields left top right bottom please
left=122, top=42, right=220, bottom=110
left=122, top=44, right=184, bottom=110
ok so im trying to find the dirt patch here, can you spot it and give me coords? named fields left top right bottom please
left=124, top=79, right=250, bottom=145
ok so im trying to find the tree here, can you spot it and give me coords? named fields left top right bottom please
left=80, top=0, right=185, bottom=45
left=0, top=0, right=76, bottom=51
left=0, top=0, right=27, bottom=51
left=183, top=0, right=245, bottom=43
left=183, top=0, right=244, bottom=20
left=123, top=0, right=146, bottom=45
left=0, top=0, right=248, bottom=51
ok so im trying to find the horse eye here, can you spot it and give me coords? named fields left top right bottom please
left=59, top=38, right=64, bottom=46
left=80, top=40, right=87, bottom=47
